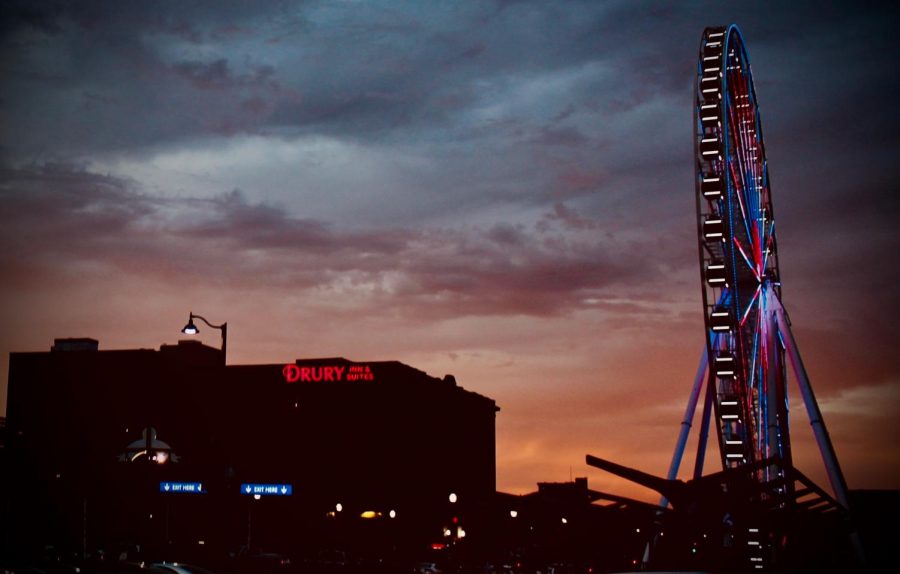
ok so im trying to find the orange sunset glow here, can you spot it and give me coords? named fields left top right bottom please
left=1, top=1, right=898, bottom=507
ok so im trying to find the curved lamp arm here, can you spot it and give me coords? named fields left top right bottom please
left=181, top=311, right=227, bottom=364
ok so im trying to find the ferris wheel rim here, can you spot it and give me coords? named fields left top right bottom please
left=694, top=25, right=789, bottom=473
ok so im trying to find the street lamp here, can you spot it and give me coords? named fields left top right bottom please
left=181, top=311, right=227, bottom=363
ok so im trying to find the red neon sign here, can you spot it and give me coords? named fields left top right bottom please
left=283, top=364, right=374, bottom=383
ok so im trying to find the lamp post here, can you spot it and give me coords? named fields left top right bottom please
left=181, top=311, right=227, bottom=364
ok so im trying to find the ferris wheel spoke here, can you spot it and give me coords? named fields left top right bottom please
left=749, top=303, right=761, bottom=388
left=760, top=312, right=773, bottom=459
left=762, top=220, right=776, bottom=272
left=754, top=226, right=766, bottom=277
left=728, top=161, right=754, bottom=241
left=728, top=103, right=761, bottom=249
left=740, top=284, right=762, bottom=327
left=731, top=70, right=762, bottom=233
left=753, top=322, right=763, bottom=456
left=732, top=236, right=761, bottom=282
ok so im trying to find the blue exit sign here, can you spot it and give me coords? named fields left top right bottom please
left=160, top=482, right=205, bottom=494
left=241, top=483, right=293, bottom=496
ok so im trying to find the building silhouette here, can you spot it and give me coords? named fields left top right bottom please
left=7, top=338, right=890, bottom=573
left=3, top=338, right=497, bottom=566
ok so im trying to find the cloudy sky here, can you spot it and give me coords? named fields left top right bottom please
left=2, top=0, right=898, bottom=501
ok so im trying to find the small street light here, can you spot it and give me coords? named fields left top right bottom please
left=181, top=311, right=227, bottom=364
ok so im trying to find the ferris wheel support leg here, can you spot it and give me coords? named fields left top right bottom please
left=643, top=346, right=709, bottom=569
left=774, top=304, right=867, bottom=567
left=772, top=302, right=851, bottom=510
left=661, top=346, right=709, bottom=506
left=764, top=307, right=783, bottom=481
left=693, top=370, right=717, bottom=480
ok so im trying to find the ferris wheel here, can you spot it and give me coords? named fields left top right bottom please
left=587, top=24, right=859, bottom=571
left=695, top=25, right=787, bottom=477
left=686, top=24, right=851, bottom=509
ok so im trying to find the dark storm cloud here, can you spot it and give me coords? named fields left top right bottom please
left=180, top=188, right=411, bottom=258
left=2, top=0, right=896, bottom=153
left=400, top=222, right=645, bottom=317
left=0, top=163, right=653, bottom=318
left=0, top=164, right=409, bottom=288
left=171, top=59, right=277, bottom=92
left=0, top=164, right=177, bottom=287
left=0, top=2, right=64, bottom=36
left=0, top=163, right=155, bottom=250
left=0, top=0, right=896, bottom=316
left=0, top=0, right=302, bottom=153
left=0, top=2, right=716, bottom=155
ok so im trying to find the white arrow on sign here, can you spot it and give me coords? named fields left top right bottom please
left=164, top=483, right=170, bottom=491
left=281, top=486, right=287, bottom=494
left=245, top=486, right=251, bottom=494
